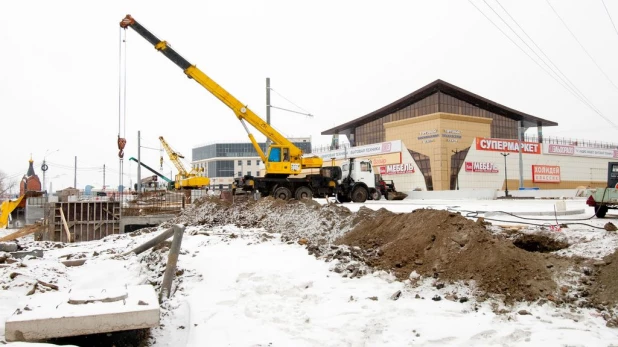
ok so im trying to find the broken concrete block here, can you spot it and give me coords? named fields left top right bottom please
left=10, top=249, right=44, bottom=259
left=5, top=285, right=159, bottom=342
left=0, top=243, right=18, bottom=252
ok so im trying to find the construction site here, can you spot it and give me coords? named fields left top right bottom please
left=2, top=5, right=618, bottom=347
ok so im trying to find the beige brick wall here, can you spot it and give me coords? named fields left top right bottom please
left=385, top=113, right=492, bottom=190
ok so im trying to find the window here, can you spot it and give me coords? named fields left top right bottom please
left=247, top=160, right=251, bottom=166
left=256, top=160, right=260, bottom=165
left=247, top=171, right=251, bottom=176
left=360, top=162, right=371, bottom=172
left=237, top=160, right=242, bottom=165
left=283, top=148, right=290, bottom=162
left=269, top=148, right=281, bottom=162
left=238, top=171, right=242, bottom=177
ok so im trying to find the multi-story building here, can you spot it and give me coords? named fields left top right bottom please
left=191, top=138, right=312, bottom=189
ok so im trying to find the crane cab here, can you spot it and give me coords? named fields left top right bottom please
left=266, top=145, right=302, bottom=175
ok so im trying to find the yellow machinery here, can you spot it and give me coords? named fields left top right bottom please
left=121, top=15, right=379, bottom=202
left=120, top=15, right=322, bottom=178
left=0, top=195, right=24, bottom=229
left=159, top=136, right=210, bottom=190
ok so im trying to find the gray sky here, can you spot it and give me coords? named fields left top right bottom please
left=2, top=0, right=617, bottom=192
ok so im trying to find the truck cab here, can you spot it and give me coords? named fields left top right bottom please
left=336, top=159, right=376, bottom=203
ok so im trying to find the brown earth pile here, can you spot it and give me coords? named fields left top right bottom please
left=337, top=208, right=562, bottom=302
left=590, top=250, right=618, bottom=306
left=175, top=197, right=618, bottom=309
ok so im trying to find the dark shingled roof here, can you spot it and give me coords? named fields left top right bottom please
left=322, top=79, right=558, bottom=135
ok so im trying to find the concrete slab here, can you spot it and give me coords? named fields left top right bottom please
left=5, top=285, right=159, bottom=342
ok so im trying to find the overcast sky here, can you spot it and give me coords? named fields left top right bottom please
left=1, top=0, right=617, bottom=192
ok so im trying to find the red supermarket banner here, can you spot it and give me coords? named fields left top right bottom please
left=476, top=138, right=541, bottom=154
left=465, top=161, right=499, bottom=173
left=379, top=163, right=415, bottom=175
left=532, top=165, right=560, bottom=183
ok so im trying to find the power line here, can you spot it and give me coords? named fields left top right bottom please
left=492, top=0, right=605, bottom=116
left=545, top=0, right=618, bottom=91
left=269, top=87, right=313, bottom=116
left=467, top=0, right=574, bottom=93
left=468, top=0, right=618, bottom=130
left=601, top=0, right=618, bottom=41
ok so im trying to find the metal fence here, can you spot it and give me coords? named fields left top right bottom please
left=310, top=136, right=618, bottom=153
left=524, top=135, right=618, bottom=150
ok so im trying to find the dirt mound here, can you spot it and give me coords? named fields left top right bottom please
left=590, top=250, right=618, bottom=306
left=170, top=196, right=358, bottom=245
left=173, top=197, right=614, bottom=307
left=337, top=208, right=561, bottom=302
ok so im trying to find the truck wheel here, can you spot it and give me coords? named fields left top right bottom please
left=273, top=186, right=292, bottom=200
left=351, top=186, right=368, bottom=203
left=370, top=189, right=381, bottom=201
left=595, top=205, right=608, bottom=218
left=295, top=186, right=313, bottom=200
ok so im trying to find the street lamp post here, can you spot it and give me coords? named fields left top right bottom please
left=500, top=152, right=510, bottom=197
left=42, top=149, right=59, bottom=194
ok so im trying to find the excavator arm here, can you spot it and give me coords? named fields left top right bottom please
left=120, top=15, right=322, bottom=176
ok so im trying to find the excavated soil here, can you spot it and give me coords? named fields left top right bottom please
left=174, top=197, right=618, bottom=307
left=590, top=251, right=618, bottom=306
left=337, top=208, right=566, bottom=302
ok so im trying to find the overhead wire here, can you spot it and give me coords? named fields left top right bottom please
left=467, top=0, right=580, bottom=98
left=269, top=87, right=313, bottom=117
left=601, top=0, right=618, bottom=40
left=468, top=0, right=618, bottom=131
left=545, top=0, right=618, bottom=91
left=492, top=0, right=606, bottom=117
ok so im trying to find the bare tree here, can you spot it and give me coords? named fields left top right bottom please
left=0, top=170, right=17, bottom=197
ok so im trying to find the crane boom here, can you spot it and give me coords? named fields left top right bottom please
left=120, top=15, right=323, bottom=176
left=129, top=157, right=173, bottom=183
left=158, top=136, right=210, bottom=190
left=159, top=136, right=187, bottom=177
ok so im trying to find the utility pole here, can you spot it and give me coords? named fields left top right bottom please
left=74, top=156, right=77, bottom=188
left=500, top=152, right=510, bottom=197
left=518, top=121, right=524, bottom=189
left=266, top=77, right=271, bottom=149
left=137, top=130, right=141, bottom=193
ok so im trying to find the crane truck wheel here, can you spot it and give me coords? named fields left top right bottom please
left=273, top=186, right=292, bottom=200
left=370, top=189, right=381, bottom=201
left=351, top=186, right=368, bottom=203
left=294, top=186, right=313, bottom=200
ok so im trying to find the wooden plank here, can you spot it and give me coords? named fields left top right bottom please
left=58, top=208, right=72, bottom=243
left=0, top=224, right=43, bottom=242
left=92, top=221, right=105, bottom=233
left=102, top=207, right=120, bottom=220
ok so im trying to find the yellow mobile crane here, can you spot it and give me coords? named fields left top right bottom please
left=159, top=136, right=210, bottom=190
left=120, top=15, right=372, bottom=202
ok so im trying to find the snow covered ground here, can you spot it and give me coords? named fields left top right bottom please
left=2, top=197, right=618, bottom=346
